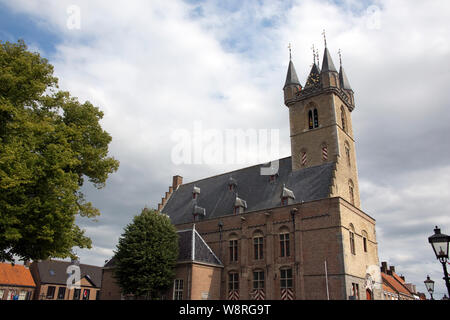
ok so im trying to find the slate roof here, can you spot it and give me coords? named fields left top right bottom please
left=162, top=157, right=335, bottom=225
left=284, top=60, right=301, bottom=89
left=339, top=66, right=352, bottom=91
left=0, top=263, right=36, bottom=287
left=32, top=260, right=102, bottom=288
left=177, top=228, right=223, bottom=267
left=104, top=228, right=222, bottom=268
left=321, top=47, right=337, bottom=73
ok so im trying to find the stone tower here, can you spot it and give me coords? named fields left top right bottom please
left=283, top=44, right=360, bottom=208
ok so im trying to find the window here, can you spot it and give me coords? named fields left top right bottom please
left=280, top=268, right=293, bottom=289
left=229, top=239, right=238, bottom=262
left=82, top=289, right=90, bottom=300
left=253, top=234, right=264, bottom=260
left=349, top=180, right=355, bottom=205
left=96, top=290, right=100, bottom=300
left=313, top=109, right=319, bottom=128
left=18, top=291, right=27, bottom=300
left=253, top=270, right=265, bottom=290
left=233, top=206, right=239, bottom=214
left=228, top=272, right=239, bottom=300
left=281, top=197, right=288, bottom=206
left=345, top=142, right=351, bottom=167
left=341, top=106, right=347, bottom=133
left=308, top=110, right=313, bottom=129
left=351, top=283, right=359, bottom=300
left=280, top=231, right=290, bottom=257
left=173, top=279, right=183, bottom=300
left=57, top=287, right=66, bottom=300
left=0, top=289, right=4, bottom=300
left=362, top=231, right=368, bottom=253
left=349, top=224, right=356, bottom=255
left=193, top=193, right=197, bottom=199
left=46, top=286, right=55, bottom=299
left=73, top=288, right=81, bottom=300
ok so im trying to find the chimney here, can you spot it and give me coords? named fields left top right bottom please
left=157, top=203, right=163, bottom=211
left=400, top=275, right=405, bottom=282
left=389, top=266, right=395, bottom=274
left=172, top=175, right=183, bottom=189
left=23, top=260, right=31, bottom=268
left=381, top=261, right=388, bottom=273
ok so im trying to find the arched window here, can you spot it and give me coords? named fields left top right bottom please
left=308, top=110, right=313, bottom=129
left=253, top=231, right=264, bottom=260
left=345, top=141, right=351, bottom=167
left=279, top=227, right=290, bottom=257
left=341, top=106, right=347, bottom=133
left=313, top=109, right=319, bottom=128
left=349, top=180, right=355, bottom=205
left=229, top=234, right=239, bottom=262
left=349, top=224, right=356, bottom=255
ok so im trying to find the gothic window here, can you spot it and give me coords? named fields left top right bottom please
left=308, top=110, right=313, bottom=129
left=313, top=109, right=319, bottom=128
left=253, top=231, right=264, bottom=260
left=349, top=180, right=355, bottom=205
left=279, top=228, right=290, bottom=257
left=341, top=106, right=347, bottom=133
left=345, top=142, right=351, bottom=167
left=349, top=224, right=356, bottom=255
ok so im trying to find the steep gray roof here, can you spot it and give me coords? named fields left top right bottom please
left=162, top=157, right=335, bottom=225
left=284, top=60, right=301, bottom=89
left=177, top=228, right=222, bottom=266
left=321, top=47, right=337, bottom=73
left=33, top=260, right=102, bottom=287
left=339, top=66, right=352, bottom=91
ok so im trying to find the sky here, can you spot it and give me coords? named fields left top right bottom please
left=1, top=0, right=450, bottom=299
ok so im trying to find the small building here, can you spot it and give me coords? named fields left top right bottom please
left=30, top=260, right=102, bottom=300
left=100, top=226, right=223, bottom=300
left=380, top=262, right=416, bottom=300
left=0, top=262, right=36, bottom=300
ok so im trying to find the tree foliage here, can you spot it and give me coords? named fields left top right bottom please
left=114, top=208, right=179, bottom=299
left=0, top=40, right=119, bottom=262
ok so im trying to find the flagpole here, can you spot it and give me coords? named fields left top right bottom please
left=325, top=259, right=330, bottom=300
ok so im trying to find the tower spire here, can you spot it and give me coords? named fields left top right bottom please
left=322, top=29, right=327, bottom=48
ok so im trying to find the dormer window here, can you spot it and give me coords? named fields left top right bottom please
left=192, top=186, right=200, bottom=199
left=192, top=204, right=206, bottom=221
left=281, top=185, right=295, bottom=206
left=228, top=177, right=237, bottom=192
left=234, top=195, right=247, bottom=214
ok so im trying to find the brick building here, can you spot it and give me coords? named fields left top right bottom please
left=100, top=226, right=223, bottom=300
left=380, top=262, right=417, bottom=300
left=30, top=260, right=102, bottom=300
left=155, top=43, right=383, bottom=300
left=0, top=262, right=36, bottom=300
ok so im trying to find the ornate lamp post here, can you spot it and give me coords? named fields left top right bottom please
left=428, top=226, right=450, bottom=297
left=424, top=275, right=435, bottom=300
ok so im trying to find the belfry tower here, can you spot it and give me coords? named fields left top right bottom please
left=283, top=41, right=360, bottom=208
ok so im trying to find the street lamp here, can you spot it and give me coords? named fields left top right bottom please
left=424, top=275, right=434, bottom=300
left=428, top=226, right=450, bottom=297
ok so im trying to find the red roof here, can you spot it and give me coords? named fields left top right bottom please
left=0, top=263, right=36, bottom=287
left=381, top=273, right=412, bottom=297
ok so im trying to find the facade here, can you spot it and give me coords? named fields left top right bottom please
left=156, top=43, right=383, bottom=300
left=380, top=262, right=417, bottom=300
left=30, top=260, right=102, bottom=300
left=0, top=262, right=36, bottom=300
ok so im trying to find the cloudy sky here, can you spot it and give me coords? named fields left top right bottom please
left=1, top=0, right=450, bottom=298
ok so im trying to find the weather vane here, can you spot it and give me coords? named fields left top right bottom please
left=338, top=48, right=342, bottom=66
left=322, top=29, right=327, bottom=47
left=311, top=44, right=316, bottom=65
left=316, top=48, right=320, bottom=66
left=288, top=43, right=292, bottom=60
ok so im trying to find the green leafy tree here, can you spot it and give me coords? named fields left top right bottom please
left=0, top=40, right=119, bottom=262
left=114, top=208, right=179, bottom=299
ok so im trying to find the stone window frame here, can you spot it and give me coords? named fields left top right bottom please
left=279, top=226, right=291, bottom=257
left=252, top=269, right=265, bottom=290
left=280, top=267, right=293, bottom=289
left=253, top=230, right=264, bottom=261
left=229, top=233, right=239, bottom=262
left=228, top=271, right=239, bottom=291
left=349, top=223, right=356, bottom=255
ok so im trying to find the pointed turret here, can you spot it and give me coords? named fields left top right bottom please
left=283, top=57, right=302, bottom=106
left=339, top=65, right=352, bottom=91
left=319, top=46, right=339, bottom=88
left=321, top=47, right=337, bottom=73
